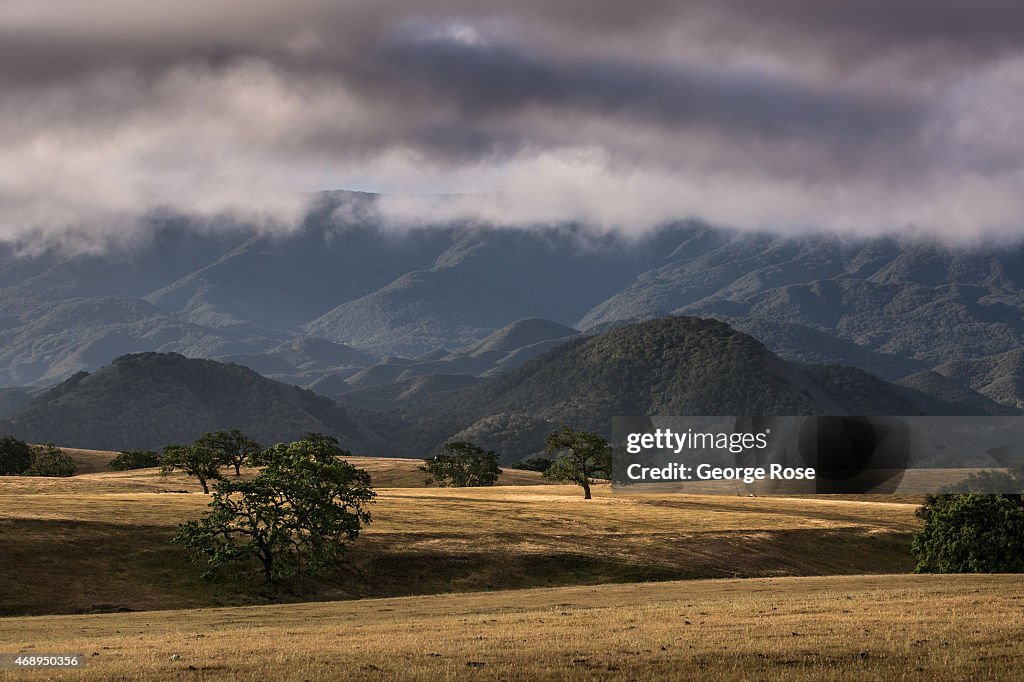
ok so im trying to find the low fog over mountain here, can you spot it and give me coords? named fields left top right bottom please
left=1, top=197, right=1023, bottom=413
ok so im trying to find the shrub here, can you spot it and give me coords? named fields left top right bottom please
left=912, top=493, right=1024, bottom=573
left=109, top=450, right=162, bottom=471
left=507, top=456, right=553, bottom=473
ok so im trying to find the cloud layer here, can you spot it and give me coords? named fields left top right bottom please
left=2, top=0, right=1023, bottom=246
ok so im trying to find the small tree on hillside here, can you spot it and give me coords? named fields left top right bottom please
left=0, top=436, right=34, bottom=475
left=109, top=450, right=162, bottom=471
left=24, top=443, right=76, bottom=477
left=420, top=441, right=501, bottom=487
left=196, top=429, right=262, bottom=476
left=162, top=444, right=224, bottom=494
left=543, top=427, right=613, bottom=500
left=173, top=434, right=375, bottom=583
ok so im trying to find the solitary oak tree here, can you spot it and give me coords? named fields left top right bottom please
left=543, top=427, right=613, bottom=500
left=912, top=463, right=1024, bottom=573
left=173, top=434, right=374, bottom=583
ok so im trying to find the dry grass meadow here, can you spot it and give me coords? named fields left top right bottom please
left=2, top=575, right=1022, bottom=681
left=1, top=447, right=1019, bottom=680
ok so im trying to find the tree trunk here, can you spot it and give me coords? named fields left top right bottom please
left=582, top=480, right=592, bottom=500
left=234, top=462, right=241, bottom=477
left=199, top=477, right=209, bottom=494
left=255, top=541, right=275, bottom=583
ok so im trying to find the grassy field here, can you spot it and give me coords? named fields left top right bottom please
left=1, top=450, right=920, bottom=617
left=1, top=574, right=1021, bottom=680
left=23, top=448, right=548, bottom=491
left=4, top=448, right=1015, bottom=680
left=51, top=448, right=127, bottom=475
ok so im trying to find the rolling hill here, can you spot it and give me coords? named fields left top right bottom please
left=378, top=316, right=935, bottom=460
left=3, top=316, right=1009, bottom=458
left=0, top=465, right=920, bottom=616
left=0, top=352, right=381, bottom=451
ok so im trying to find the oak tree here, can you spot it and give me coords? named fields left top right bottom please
left=542, top=427, right=613, bottom=500
left=174, top=434, right=375, bottom=583
left=162, top=444, right=224, bottom=494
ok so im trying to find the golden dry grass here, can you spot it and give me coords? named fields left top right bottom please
left=4, top=451, right=1003, bottom=680
left=1, top=574, right=1021, bottom=681
left=7, top=450, right=546, bottom=494
left=41, top=447, right=119, bottom=475
left=0, top=467, right=919, bottom=616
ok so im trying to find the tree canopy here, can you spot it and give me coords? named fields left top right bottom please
left=912, top=493, right=1024, bottom=573
left=420, top=441, right=501, bottom=487
left=161, top=444, right=224, bottom=494
left=23, top=443, right=76, bottom=477
left=109, top=450, right=162, bottom=471
left=0, top=436, right=34, bottom=475
left=542, top=427, right=613, bottom=499
left=174, top=434, right=375, bottom=583
left=196, top=429, right=262, bottom=476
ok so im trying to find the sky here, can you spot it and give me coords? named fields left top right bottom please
left=2, top=0, right=1023, bottom=247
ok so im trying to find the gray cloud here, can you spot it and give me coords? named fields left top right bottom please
left=1, top=0, right=1023, bottom=246
left=374, top=38, right=922, bottom=143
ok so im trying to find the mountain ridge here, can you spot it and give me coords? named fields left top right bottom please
left=371, top=316, right=975, bottom=460
left=1, top=204, right=1023, bottom=408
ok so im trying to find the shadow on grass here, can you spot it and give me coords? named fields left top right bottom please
left=0, top=518, right=914, bottom=617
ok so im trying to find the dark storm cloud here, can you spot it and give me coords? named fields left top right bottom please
left=1, top=0, right=1022, bottom=244
left=4, top=1, right=1022, bottom=85
left=708, top=0, right=1024, bottom=54
left=375, top=37, right=922, bottom=143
